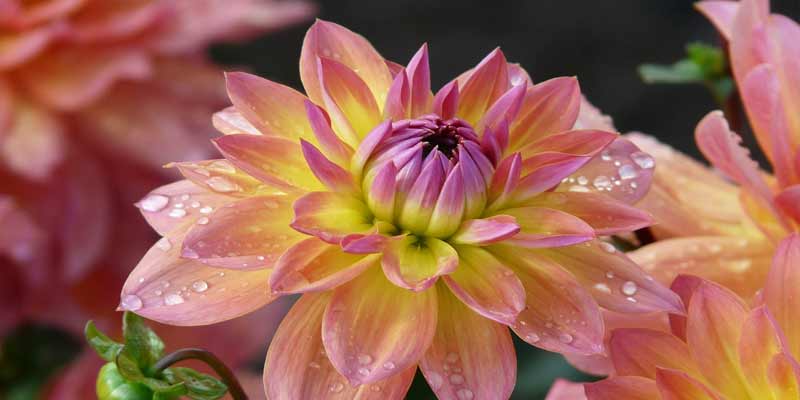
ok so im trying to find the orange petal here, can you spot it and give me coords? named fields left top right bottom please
left=291, top=191, right=374, bottom=244
left=456, top=48, right=510, bottom=125
left=501, top=206, right=595, bottom=248
left=765, top=234, right=800, bottom=358
left=120, top=229, right=277, bottom=326
left=224, top=72, right=313, bottom=140
left=317, top=57, right=382, bottom=142
left=443, top=245, right=525, bottom=325
left=264, top=292, right=416, bottom=399
left=739, top=306, right=788, bottom=396
left=136, top=180, right=234, bottom=236
left=270, top=237, right=379, bottom=294
left=685, top=280, right=751, bottom=398
left=527, top=192, right=652, bottom=235
left=380, top=235, right=458, bottom=291
left=214, top=134, right=324, bottom=192
left=655, top=368, right=723, bottom=400
left=509, top=77, right=581, bottom=151
left=322, top=267, right=437, bottom=385
left=494, top=247, right=604, bottom=355
left=169, top=159, right=273, bottom=198
left=300, top=20, right=393, bottom=110
left=609, top=328, right=701, bottom=380
left=419, top=284, right=516, bottom=400
left=585, top=376, right=659, bottom=400
left=766, top=353, right=800, bottom=400
left=182, top=195, right=304, bottom=270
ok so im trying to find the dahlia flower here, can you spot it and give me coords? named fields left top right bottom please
left=581, top=234, right=800, bottom=400
left=122, top=20, right=682, bottom=398
left=627, top=0, right=800, bottom=299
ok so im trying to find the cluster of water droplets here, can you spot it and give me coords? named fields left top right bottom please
left=423, top=352, right=473, bottom=399
left=138, top=191, right=216, bottom=225
left=562, top=150, right=654, bottom=196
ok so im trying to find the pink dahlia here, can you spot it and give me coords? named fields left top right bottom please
left=123, top=20, right=682, bottom=399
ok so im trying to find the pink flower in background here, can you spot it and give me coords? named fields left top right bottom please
left=626, top=0, right=800, bottom=300
left=581, top=234, right=800, bottom=400
left=122, top=20, right=681, bottom=399
left=0, top=0, right=314, bottom=397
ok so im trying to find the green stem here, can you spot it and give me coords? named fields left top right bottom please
left=152, top=348, right=248, bottom=400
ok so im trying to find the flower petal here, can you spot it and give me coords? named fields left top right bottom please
left=381, top=235, right=458, bottom=291
left=169, top=159, right=271, bottom=198
left=545, top=379, right=587, bottom=400
left=291, top=191, right=374, bottom=244
left=776, top=185, right=800, bottom=224
left=538, top=240, right=684, bottom=314
left=224, top=72, right=313, bottom=140
left=212, top=106, right=261, bottom=136
left=121, top=229, right=277, bottom=326
left=300, top=20, right=393, bottom=112
left=1, top=99, right=65, bottom=181
left=317, top=57, right=383, bottom=142
left=270, top=237, right=379, bottom=294
left=214, top=133, right=324, bottom=192
left=655, top=368, right=724, bottom=400
left=406, top=43, right=433, bottom=117
left=584, top=376, right=659, bottom=400
left=685, top=280, right=751, bottom=398
left=528, top=192, right=652, bottom=235
left=305, top=100, right=354, bottom=166
left=494, top=247, right=604, bottom=355
left=696, top=1, right=739, bottom=40
left=739, top=306, right=789, bottom=395
left=501, top=207, right=595, bottom=248
left=443, top=245, right=525, bottom=325
left=322, top=267, right=437, bottom=385
left=265, top=292, right=416, bottom=399
left=419, top=284, right=516, bottom=400
left=300, top=139, right=357, bottom=193
left=136, top=180, right=234, bottom=236
left=765, top=234, right=800, bottom=358
left=425, top=166, right=466, bottom=238
left=182, top=195, right=303, bottom=270
left=609, top=328, right=701, bottom=380
left=456, top=48, right=510, bottom=125
left=509, top=77, right=581, bottom=151
left=433, top=81, right=459, bottom=120
left=450, top=215, right=520, bottom=245
left=766, top=353, right=800, bottom=400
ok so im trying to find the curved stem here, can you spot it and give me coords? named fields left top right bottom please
left=152, top=348, right=248, bottom=400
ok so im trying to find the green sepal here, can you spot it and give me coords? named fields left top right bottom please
left=85, top=321, right=124, bottom=362
left=163, top=367, right=229, bottom=400
left=122, top=312, right=165, bottom=369
left=115, top=347, right=187, bottom=398
left=96, top=363, right=152, bottom=400
left=639, top=59, right=704, bottom=84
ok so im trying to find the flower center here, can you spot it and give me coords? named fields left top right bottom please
left=418, top=117, right=479, bottom=159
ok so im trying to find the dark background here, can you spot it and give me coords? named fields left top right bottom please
left=210, top=1, right=800, bottom=398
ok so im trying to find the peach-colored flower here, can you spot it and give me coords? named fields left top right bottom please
left=581, top=234, right=800, bottom=400
left=628, top=0, right=800, bottom=300
left=122, top=20, right=682, bottom=399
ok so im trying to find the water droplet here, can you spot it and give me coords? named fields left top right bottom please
left=428, top=372, right=444, bottom=389
left=593, top=175, right=611, bottom=189
left=600, top=151, right=612, bottom=161
left=264, top=200, right=280, bottom=209
left=190, top=201, right=201, bottom=208
left=383, top=361, right=396, bottom=370
left=173, top=202, right=185, bottom=209
left=577, top=176, right=588, bottom=185
left=200, top=206, right=213, bottom=214
left=120, top=294, right=142, bottom=311
left=308, top=361, right=321, bottom=369
left=168, top=208, right=187, bottom=218
left=631, top=152, right=655, bottom=169
left=621, top=281, right=638, bottom=296
left=192, top=280, right=209, bottom=293
left=358, top=367, right=370, bottom=376
left=206, top=176, right=240, bottom=193
left=599, top=242, right=616, bottom=253
left=370, top=385, right=381, bottom=392
left=449, top=374, right=465, bottom=385
left=593, top=283, right=612, bottom=294
left=139, top=195, right=169, bottom=212
left=446, top=352, right=459, bottom=363
left=457, top=388, right=474, bottom=400
left=618, top=164, right=638, bottom=180
left=559, top=333, right=574, bottom=343
left=525, top=332, right=540, bottom=343
left=197, top=217, right=210, bottom=225
left=358, top=354, right=373, bottom=365
left=329, top=382, right=344, bottom=393
left=164, top=293, right=184, bottom=306
left=154, top=237, right=171, bottom=251
left=605, top=271, right=615, bottom=279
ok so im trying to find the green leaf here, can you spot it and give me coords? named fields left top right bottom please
left=123, top=312, right=165, bottom=369
left=639, top=60, right=705, bottom=84
left=163, top=367, right=228, bottom=400
left=686, top=41, right=727, bottom=77
left=85, top=321, right=124, bottom=362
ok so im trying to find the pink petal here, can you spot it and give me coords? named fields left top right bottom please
left=419, top=285, right=516, bottom=400
left=136, top=179, right=234, bottom=236
left=212, top=106, right=261, bottom=136
left=121, top=229, right=278, bottom=326
left=0, top=26, right=57, bottom=69
left=351, top=119, right=393, bottom=179
left=450, top=215, right=520, bottom=245
left=214, top=134, right=324, bottom=193
left=509, top=77, right=581, bottom=151
left=397, top=151, right=446, bottom=234
left=383, top=67, right=410, bottom=120
left=584, top=376, right=659, bottom=400
left=317, top=57, right=383, bottom=141
left=322, top=267, right=437, bottom=385
left=300, top=139, right=357, bottom=193
left=443, top=245, right=526, bottom=325
left=265, top=293, right=416, bottom=399
left=182, top=195, right=303, bottom=270
left=765, top=234, right=800, bottom=358
left=655, top=368, right=723, bottom=400
left=406, top=43, right=433, bottom=117
left=545, top=379, right=587, bottom=400
left=739, top=306, right=789, bottom=394
left=557, top=137, right=654, bottom=205
left=224, top=72, right=313, bottom=140
left=494, top=247, right=604, bottom=355
left=67, top=0, right=165, bottom=41
left=456, top=48, right=510, bottom=125
left=291, top=191, right=374, bottom=244
left=528, top=192, right=652, bottom=235
left=433, top=81, right=459, bottom=120
left=477, top=83, right=526, bottom=136
left=366, top=161, right=398, bottom=222
left=609, top=328, right=701, bottom=379
left=381, top=235, right=458, bottom=291
left=685, top=280, right=751, bottom=398
left=1, top=99, right=65, bottom=181
left=538, top=240, right=684, bottom=314
left=305, top=100, right=355, bottom=165
left=426, top=166, right=467, bottom=238
left=696, top=1, right=739, bottom=40
left=300, top=20, right=393, bottom=111
left=169, top=159, right=271, bottom=198
left=270, top=237, right=378, bottom=294
left=501, top=207, right=595, bottom=248
left=776, top=185, right=800, bottom=224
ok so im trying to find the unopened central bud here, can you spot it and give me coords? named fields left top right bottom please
left=419, top=117, right=478, bottom=159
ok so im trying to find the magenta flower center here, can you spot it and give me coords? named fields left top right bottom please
left=418, top=117, right=479, bottom=159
